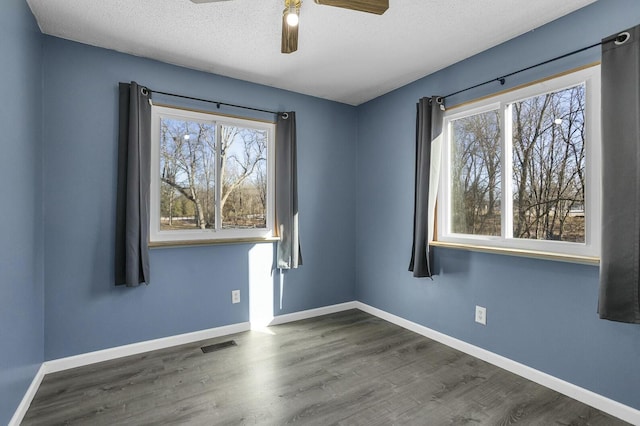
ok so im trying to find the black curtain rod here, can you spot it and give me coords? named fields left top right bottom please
left=148, top=88, right=281, bottom=116
left=442, top=32, right=629, bottom=101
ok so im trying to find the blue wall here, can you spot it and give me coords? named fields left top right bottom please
left=0, top=0, right=44, bottom=424
left=356, top=0, right=640, bottom=410
left=41, top=37, right=357, bottom=360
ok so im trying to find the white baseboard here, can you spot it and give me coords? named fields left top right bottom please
left=268, top=301, right=358, bottom=326
left=44, top=322, right=251, bottom=374
left=13, top=301, right=638, bottom=425
left=8, top=364, right=46, bottom=426
left=355, top=301, right=640, bottom=425
left=29, top=301, right=357, bottom=377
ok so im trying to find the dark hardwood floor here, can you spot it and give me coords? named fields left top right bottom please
left=22, top=310, right=629, bottom=425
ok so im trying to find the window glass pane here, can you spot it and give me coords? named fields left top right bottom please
left=221, top=125, right=268, bottom=229
left=450, top=110, right=502, bottom=236
left=159, top=117, right=216, bottom=230
left=511, top=84, right=585, bottom=242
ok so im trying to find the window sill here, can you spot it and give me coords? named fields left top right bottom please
left=149, top=236, right=280, bottom=249
left=429, top=240, right=599, bottom=266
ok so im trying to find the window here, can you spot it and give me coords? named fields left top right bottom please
left=150, top=105, right=275, bottom=243
left=438, top=66, right=600, bottom=258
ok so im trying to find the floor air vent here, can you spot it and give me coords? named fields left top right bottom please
left=201, top=340, right=237, bottom=353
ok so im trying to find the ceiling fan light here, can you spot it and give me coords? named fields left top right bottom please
left=284, top=0, right=300, bottom=27
left=282, top=0, right=300, bottom=54
left=286, top=10, right=299, bottom=27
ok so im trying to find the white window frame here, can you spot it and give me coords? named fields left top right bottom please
left=438, top=66, right=601, bottom=258
left=150, top=105, right=275, bottom=243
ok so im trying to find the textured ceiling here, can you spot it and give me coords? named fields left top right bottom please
left=27, top=0, right=596, bottom=105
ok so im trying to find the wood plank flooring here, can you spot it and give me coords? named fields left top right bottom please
left=22, top=310, right=629, bottom=425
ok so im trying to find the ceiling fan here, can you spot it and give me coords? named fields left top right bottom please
left=189, top=0, right=389, bottom=54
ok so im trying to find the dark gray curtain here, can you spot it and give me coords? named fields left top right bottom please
left=409, top=97, right=444, bottom=278
left=115, top=82, right=152, bottom=286
left=599, top=26, right=640, bottom=323
left=275, top=112, right=302, bottom=269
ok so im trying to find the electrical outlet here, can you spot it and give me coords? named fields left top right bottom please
left=475, top=305, right=487, bottom=325
left=232, top=290, right=241, bottom=304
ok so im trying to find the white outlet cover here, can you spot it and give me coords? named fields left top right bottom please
left=232, top=290, right=241, bottom=304
left=475, top=306, right=487, bottom=325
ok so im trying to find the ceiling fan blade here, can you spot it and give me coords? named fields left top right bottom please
left=281, top=14, right=299, bottom=54
left=314, top=0, right=388, bottom=15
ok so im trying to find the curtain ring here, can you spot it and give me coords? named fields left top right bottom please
left=615, top=32, right=630, bottom=45
left=282, top=112, right=289, bottom=119
left=141, top=87, right=149, bottom=96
